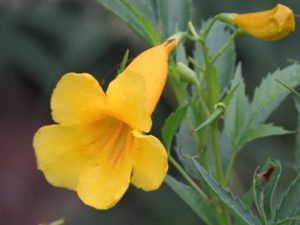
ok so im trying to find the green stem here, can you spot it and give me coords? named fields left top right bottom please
left=203, top=16, right=218, bottom=39
left=225, top=148, right=238, bottom=185
left=194, top=107, right=223, bottom=133
left=188, top=56, right=205, bottom=73
left=211, top=29, right=242, bottom=63
left=211, top=122, right=225, bottom=185
left=169, top=156, right=207, bottom=200
left=195, top=81, right=210, bottom=117
left=211, top=120, right=232, bottom=225
left=211, top=118, right=232, bottom=225
left=221, top=203, right=232, bottom=225
left=194, top=82, right=211, bottom=173
left=187, top=20, right=232, bottom=225
left=188, top=21, right=204, bottom=44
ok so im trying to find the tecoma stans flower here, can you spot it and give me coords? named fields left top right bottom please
left=230, top=4, right=295, bottom=41
left=33, top=39, right=176, bottom=209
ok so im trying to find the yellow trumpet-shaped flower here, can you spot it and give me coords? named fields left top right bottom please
left=233, top=4, right=295, bottom=41
left=33, top=39, right=176, bottom=209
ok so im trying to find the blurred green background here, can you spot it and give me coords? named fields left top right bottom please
left=0, top=0, right=299, bottom=224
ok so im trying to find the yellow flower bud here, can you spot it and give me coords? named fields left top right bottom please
left=233, top=4, right=295, bottom=41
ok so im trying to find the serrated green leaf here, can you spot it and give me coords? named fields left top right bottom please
left=122, top=1, right=158, bottom=26
left=165, top=175, right=218, bottom=225
left=191, top=158, right=262, bottom=225
left=224, top=63, right=250, bottom=150
left=174, top=122, right=200, bottom=179
left=97, top=0, right=160, bottom=45
left=239, top=124, right=292, bottom=147
left=276, top=79, right=300, bottom=101
left=294, top=97, right=300, bottom=172
left=156, top=0, right=192, bottom=39
left=274, top=175, right=300, bottom=224
left=120, top=0, right=160, bottom=44
left=251, top=64, right=300, bottom=125
left=98, top=0, right=192, bottom=44
left=233, top=187, right=256, bottom=225
left=162, top=105, right=188, bottom=152
left=253, top=160, right=282, bottom=224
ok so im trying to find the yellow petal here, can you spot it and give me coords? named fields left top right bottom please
left=131, top=131, right=168, bottom=191
left=123, top=40, right=176, bottom=114
left=77, top=120, right=135, bottom=209
left=33, top=125, right=91, bottom=190
left=106, top=71, right=152, bottom=132
left=51, top=73, right=107, bottom=126
left=234, top=4, right=295, bottom=41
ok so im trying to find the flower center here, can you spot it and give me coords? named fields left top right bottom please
left=83, top=117, right=134, bottom=167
